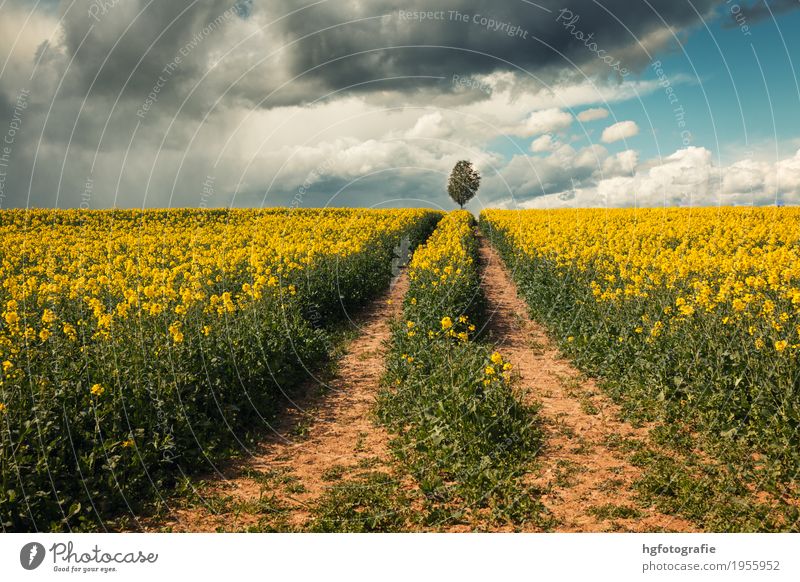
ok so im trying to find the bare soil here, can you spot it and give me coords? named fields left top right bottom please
left=146, top=276, right=407, bottom=532
left=143, top=235, right=698, bottom=533
left=478, top=234, right=697, bottom=532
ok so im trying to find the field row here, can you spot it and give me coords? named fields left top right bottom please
left=3, top=206, right=799, bottom=532
left=482, top=207, right=800, bottom=530
left=376, top=211, right=542, bottom=528
left=0, top=208, right=440, bottom=530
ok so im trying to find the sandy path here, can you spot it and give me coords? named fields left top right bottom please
left=478, top=235, right=696, bottom=532
left=151, top=275, right=406, bottom=532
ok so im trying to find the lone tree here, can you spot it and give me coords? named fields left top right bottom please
left=447, top=160, right=481, bottom=209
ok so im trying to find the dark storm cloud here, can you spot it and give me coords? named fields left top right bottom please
left=0, top=0, right=252, bottom=208
left=54, top=0, right=241, bottom=107
left=41, top=0, right=725, bottom=114
left=6, top=0, right=724, bottom=129
left=0, top=0, right=727, bottom=209
left=271, top=0, right=722, bottom=97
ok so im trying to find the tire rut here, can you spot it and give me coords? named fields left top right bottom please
left=478, top=234, right=696, bottom=532
left=147, top=275, right=407, bottom=532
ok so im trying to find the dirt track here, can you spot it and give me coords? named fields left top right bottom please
left=478, top=235, right=695, bottom=532
left=148, top=276, right=407, bottom=532
left=146, top=237, right=696, bottom=532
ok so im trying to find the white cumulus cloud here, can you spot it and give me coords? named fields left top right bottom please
left=513, top=147, right=800, bottom=209
left=601, top=120, right=640, bottom=143
left=602, top=149, right=639, bottom=176
left=530, top=134, right=558, bottom=153
left=519, top=108, right=573, bottom=137
left=576, top=108, right=609, bottom=122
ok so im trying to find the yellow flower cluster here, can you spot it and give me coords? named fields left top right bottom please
left=0, top=206, right=446, bottom=530
left=0, top=208, right=433, bottom=373
left=404, top=211, right=478, bottom=337
left=483, top=351, right=513, bottom=385
left=408, top=210, right=471, bottom=288
left=483, top=207, right=800, bottom=498
left=483, top=207, right=800, bottom=352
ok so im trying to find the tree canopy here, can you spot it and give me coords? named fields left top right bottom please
left=447, top=160, right=481, bottom=209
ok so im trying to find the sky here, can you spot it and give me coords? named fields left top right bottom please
left=0, top=0, right=799, bottom=211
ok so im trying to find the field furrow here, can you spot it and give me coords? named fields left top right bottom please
left=479, top=235, right=695, bottom=532
left=0, top=208, right=441, bottom=531
left=146, top=274, right=407, bottom=532
left=481, top=207, right=800, bottom=532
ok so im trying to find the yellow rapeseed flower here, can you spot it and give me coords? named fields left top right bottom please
left=168, top=322, right=184, bottom=344
left=62, top=323, right=77, bottom=341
